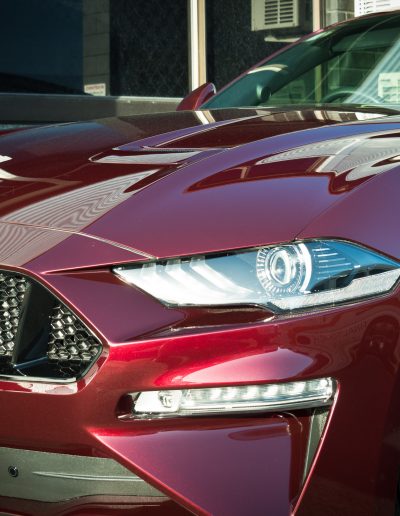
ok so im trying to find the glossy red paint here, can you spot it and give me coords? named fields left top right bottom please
left=1, top=257, right=400, bottom=515
left=1, top=38, right=400, bottom=516
left=0, top=109, right=397, bottom=259
left=176, top=82, right=216, bottom=111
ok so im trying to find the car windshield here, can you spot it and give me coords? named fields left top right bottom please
left=204, top=12, right=400, bottom=111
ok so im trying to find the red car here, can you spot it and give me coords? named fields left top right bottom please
left=1, top=9, right=400, bottom=516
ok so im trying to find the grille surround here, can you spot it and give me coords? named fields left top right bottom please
left=0, top=270, right=102, bottom=382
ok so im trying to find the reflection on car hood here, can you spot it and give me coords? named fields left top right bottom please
left=0, top=107, right=399, bottom=260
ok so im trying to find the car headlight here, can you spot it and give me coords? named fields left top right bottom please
left=114, top=240, right=400, bottom=313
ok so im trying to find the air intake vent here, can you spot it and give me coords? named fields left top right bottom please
left=0, top=271, right=102, bottom=381
left=252, top=0, right=299, bottom=30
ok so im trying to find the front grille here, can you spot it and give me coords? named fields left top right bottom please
left=48, top=304, right=101, bottom=377
left=0, top=273, right=27, bottom=358
left=0, top=271, right=102, bottom=381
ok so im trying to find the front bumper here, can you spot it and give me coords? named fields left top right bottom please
left=1, top=232, right=400, bottom=515
left=0, top=446, right=164, bottom=502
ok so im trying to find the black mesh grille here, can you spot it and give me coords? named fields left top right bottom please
left=0, top=273, right=28, bottom=358
left=0, top=271, right=102, bottom=381
left=48, top=304, right=102, bottom=375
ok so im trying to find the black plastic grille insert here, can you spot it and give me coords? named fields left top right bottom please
left=0, top=273, right=28, bottom=358
left=0, top=271, right=102, bottom=381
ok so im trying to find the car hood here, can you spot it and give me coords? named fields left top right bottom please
left=0, top=107, right=400, bottom=262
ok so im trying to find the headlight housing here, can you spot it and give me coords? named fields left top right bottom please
left=114, top=240, right=400, bottom=313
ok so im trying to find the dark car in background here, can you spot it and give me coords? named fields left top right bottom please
left=2, top=9, right=400, bottom=516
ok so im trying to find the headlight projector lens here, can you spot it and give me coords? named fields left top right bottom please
left=256, top=244, right=312, bottom=295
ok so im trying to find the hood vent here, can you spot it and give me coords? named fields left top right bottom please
left=93, top=151, right=200, bottom=165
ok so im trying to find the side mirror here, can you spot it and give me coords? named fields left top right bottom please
left=177, top=82, right=216, bottom=111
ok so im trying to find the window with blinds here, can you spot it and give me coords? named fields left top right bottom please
left=355, top=0, right=400, bottom=15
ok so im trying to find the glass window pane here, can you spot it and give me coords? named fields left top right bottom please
left=0, top=0, right=84, bottom=94
left=0, top=0, right=188, bottom=97
left=206, top=0, right=313, bottom=91
left=204, top=12, right=400, bottom=109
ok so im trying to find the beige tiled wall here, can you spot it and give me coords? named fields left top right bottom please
left=324, top=0, right=354, bottom=25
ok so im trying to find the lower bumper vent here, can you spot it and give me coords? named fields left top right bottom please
left=0, top=271, right=102, bottom=381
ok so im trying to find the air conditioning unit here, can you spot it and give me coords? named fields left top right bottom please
left=252, top=0, right=299, bottom=31
left=355, top=0, right=400, bottom=15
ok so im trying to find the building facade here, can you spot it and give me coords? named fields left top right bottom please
left=0, top=0, right=398, bottom=124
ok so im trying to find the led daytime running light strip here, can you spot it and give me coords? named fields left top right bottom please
left=130, top=378, right=335, bottom=418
